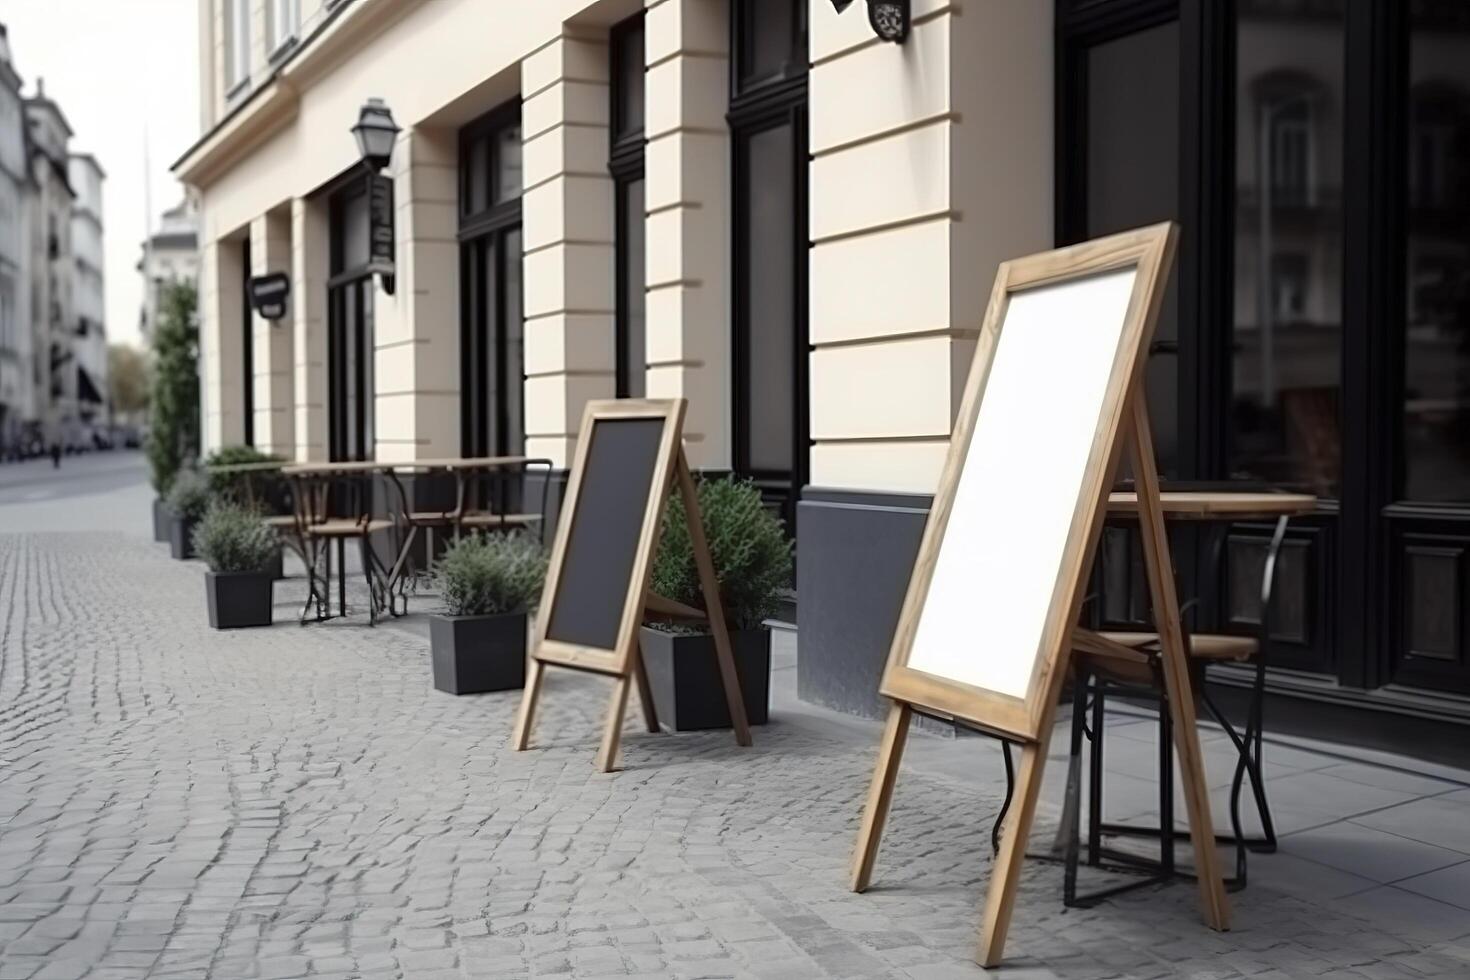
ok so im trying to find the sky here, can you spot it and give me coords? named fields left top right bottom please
left=0, top=0, right=199, bottom=350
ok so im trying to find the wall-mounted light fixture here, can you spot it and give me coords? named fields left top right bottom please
left=830, top=0, right=910, bottom=44
left=351, top=98, right=400, bottom=295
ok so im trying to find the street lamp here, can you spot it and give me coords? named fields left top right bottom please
left=830, top=0, right=910, bottom=44
left=352, top=97, right=400, bottom=173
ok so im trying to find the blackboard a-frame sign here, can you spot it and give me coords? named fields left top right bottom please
left=848, top=224, right=1230, bottom=967
left=512, top=399, right=751, bottom=772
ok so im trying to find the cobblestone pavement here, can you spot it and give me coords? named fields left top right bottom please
left=0, top=463, right=1466, bottom=978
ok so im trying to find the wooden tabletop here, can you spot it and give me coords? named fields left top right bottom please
left=282, top=456, right=550, bottom=477
left=1107, top=490, right=1317, bottom=520
left=206, top=460, right=287, bottom=474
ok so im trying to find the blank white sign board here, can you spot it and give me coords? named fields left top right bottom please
left=907, top=267, right=1140, bottom=698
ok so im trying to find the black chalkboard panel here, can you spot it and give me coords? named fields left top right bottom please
left=545, top=417, right=666, bottom=650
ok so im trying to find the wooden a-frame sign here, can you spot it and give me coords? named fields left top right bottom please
left=849, top=223, right=1230, bottom=967
left=512, top=398, right=751, bottom=772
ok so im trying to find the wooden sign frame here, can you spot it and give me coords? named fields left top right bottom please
left=512, top=398, right=752, bottom=772
left=849, top=223, right=1230, bottom=966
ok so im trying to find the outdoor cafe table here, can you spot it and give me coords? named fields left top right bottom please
left=990, top=487, right=1319, bottom=904
left=377, top=456, right=552, bottom=612
left=280, top=457, right=551, bottom=623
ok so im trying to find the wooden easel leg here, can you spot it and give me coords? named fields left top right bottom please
left=633, top=646, right=659, bottom=734
left=851, top=702, right=912, bottom=893
left=595, top=676, right=633, bottom=773
left=978, top=741, right=1046, bottom=968
left=1128, top=395, right=1231, bottom=932
left=675, top=451, right=752, bottom=748
left=512, top=658, right=545, bottom=752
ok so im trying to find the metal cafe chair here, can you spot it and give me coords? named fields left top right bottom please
left=288, top=465, right=396, bottom=625
left=988, top=490, right=1301, bottom=904
left=1053, top=511, right=1292, bottom=902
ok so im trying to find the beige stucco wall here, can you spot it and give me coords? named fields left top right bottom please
left=186, top=0, right=1054, bottom=489
left=806, top=0, right=1053, bottom=494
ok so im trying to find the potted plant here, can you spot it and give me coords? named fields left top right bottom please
left=205, top=445, right=288, bottom=579
left=430, top=532, right=547, bottom=695
left=194, top=503, right=278, bottom=629
left=146, top=282, right=199, bottom=543
left=166, top=469, right=211, bottom=560
left=641, top=477, right=792, bottom=731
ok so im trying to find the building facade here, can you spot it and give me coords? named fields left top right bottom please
left=138, top=199, right=200, bottom=344
left=0, top=25, right=33, bottom=455
left=23, top=82, right=77, bottom=449
left=176, top=0, right=1470, bottom=744
left=68, top=153, right=106, bottom=431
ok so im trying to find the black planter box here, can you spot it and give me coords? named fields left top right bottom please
left=205, top=571, right=274, bottom=629
left=638, top=627, right=771, bottom=731
left=170, top=516, right=199, bottom=560
left=152, top=498, right=171, bottom=543
left=268, top=547, right=284, bottom=581
left=430, top=612, right=528, bottom=694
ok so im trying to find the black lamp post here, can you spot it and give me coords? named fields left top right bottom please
left=352, top=97, right=400, bottom=173
left=830, top=0, right=910, bottom=44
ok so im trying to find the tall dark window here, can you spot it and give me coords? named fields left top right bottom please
left=328, top=179, right=375, bottom=461
left=241, top=237, right=254, bottom=447
left=730, top=0, right=808, bottom=532
left=460, top=102, right=524, bottom=458
left=611, top=13, right=647, bottom=399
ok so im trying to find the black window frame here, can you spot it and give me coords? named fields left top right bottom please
left=729, top=0, right=810, bottom=533
left=241, top=236, right=254, bottom=447
left=458, top=100, right=525, bottom=460
left=611, top=12, right=648, bottom=400
left=327, top=173, right=376, bottom=463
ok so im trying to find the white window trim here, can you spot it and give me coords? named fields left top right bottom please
left=267, top=0, right=300, bottom=60
left=225, top=0, right=252, bottom=95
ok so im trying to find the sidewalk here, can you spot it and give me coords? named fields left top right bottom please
left=0, top=464, right=1465, bottom=978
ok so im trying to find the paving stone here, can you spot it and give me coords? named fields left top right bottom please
left=0, top=488, right=1465, bottom=979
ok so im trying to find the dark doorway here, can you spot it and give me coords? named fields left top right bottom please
left=730, top=0, right=809, bottom=534
left=328, top=178, right=374, bottom=462
left=241, top=237, right=254, bottom=447
left=459, top=101, right=524, bottom=460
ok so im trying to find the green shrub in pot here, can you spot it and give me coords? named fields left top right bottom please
left=430, top=532, right=548, bottom=695
left=649, top=476, right=793, bottom=631
left=194, top=503, right=278, bottom=629
left=193, top=503, right=280, bottom=575
left=642, top=477, right=792, bottom=730
left=204, top=445, right=288, bottom=511
left=436, top=532, right=548, bottom=617
left=165, top=469, right=212, bottom=560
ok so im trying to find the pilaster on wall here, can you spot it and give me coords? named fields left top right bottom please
left=249, top=209, right=295, bottom=456
left=521, top=34, right=616, bottom=469
left=292, top=196, right=329, bottom=462
left=806, top=0, right=1052, bottom=494
left=643, top=0, right=730, bottom=470
left=201, top=236, right=247, bottom=453
left=376, top=127, right=460, bottom=463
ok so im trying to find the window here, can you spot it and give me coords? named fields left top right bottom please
left=241, top=238, right=254, bottom=447
left=267, top=0, right=299, bottom=56
left=0, top=273, right=14, bottom=352
left=611, top=13, right=647, bottom=398
left=459, top=103, right=525, bottom=459
left=328, top=180, right=375, bottom=461
left=224, top=0, right=252, bottom=93
left=1264, top=97, right=1313, bottom=207
left=730, top=1, right=808, bottom=531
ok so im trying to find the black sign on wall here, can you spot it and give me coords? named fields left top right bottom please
left=247, top=272, right=292, bottom=322
left=369, top=173, right=396, bottom=295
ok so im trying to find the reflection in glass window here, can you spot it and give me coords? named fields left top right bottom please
left=1402, top=28, right=1470, bottom=503
left=1231, top=4, right=1344, bottom=496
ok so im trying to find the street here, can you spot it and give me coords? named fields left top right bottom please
left=0, top=455, right=1464, bottom=978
